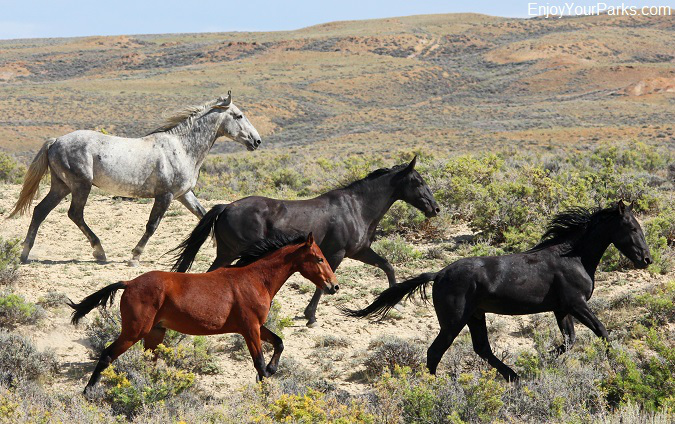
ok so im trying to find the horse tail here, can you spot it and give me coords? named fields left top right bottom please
left=9, top=138, right=57, bottom=218
left=67, top=282, right=127, bottom=325
left=340, top=272, right=438, bottom=321
left=170, top=204, right=227, bottom=272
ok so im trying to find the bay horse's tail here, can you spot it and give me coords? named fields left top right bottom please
left=170, top=204, right=227, bottom=272
left=9, top=138, right=57, bottom=218
left=67, top=282, right=126, bottom=325
left=341, top=272, right=438, bottom=321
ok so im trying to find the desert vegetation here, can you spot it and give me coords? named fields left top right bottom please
left=0, top=138, right=672, bottom=422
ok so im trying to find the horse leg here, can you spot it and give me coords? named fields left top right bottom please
left=177, top=190, right=206, bottom=218
left=207, top=245, right=236, bottom=271
left=129, top=193, right=173, bottom=266
left=352, top=247, right=402, bottom=310
left=260, top=325, right=284, bottom=375
left=68, top=183, right=106, bottom=262
left=304, top=250, right=344, bottom=328
left=20, top=174, right=70, bottom=262
left=242, top=326, right=268, bottom=381
left=143, top=326, right=167, bottom=360
left=467, top=313, right=519, bottom=382
left=84, top=336, right=139, bottom=393
left=551, top=311, right=576, bottom=356
left=570, top=302, right=609, bottom=342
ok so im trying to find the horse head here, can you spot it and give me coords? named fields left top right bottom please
left=294, top=233, right=339, bottom=295
left=213, top=91, right=262, bottom=151
left=610, top=200, right=652, bottom=269
left=393, top=156, right=440, bottom=218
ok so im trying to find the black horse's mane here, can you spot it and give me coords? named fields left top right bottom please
left=341, top=164, right=407, bottom=190
left=234, top=233, right=306, bottom=266
left=528, top=205, right=618, bottom=252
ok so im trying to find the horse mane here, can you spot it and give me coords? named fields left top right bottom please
left=234, top=233, right=307, bottom=267
left=341, top=164, right=407, bottom=189
left=147, top=97, right=227, bottom=135
left=527, top=205, right=617, bottom=252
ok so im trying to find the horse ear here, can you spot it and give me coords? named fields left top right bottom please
left=306, top=232, right=314, bottom=246
left=617, top=200, right=626, bottom=214
left=628, top=200, right=635, bottom=211
left=405, top=155, right=417, bottom=172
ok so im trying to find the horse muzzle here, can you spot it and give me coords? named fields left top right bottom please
left=324, top=281, right=339, bottom=295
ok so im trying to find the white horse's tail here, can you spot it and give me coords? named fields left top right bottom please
left=9, top=138, right=56, bottom=218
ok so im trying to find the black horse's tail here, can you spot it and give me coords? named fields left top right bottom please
left=170, top=204, right=227, bottom=272
left=341, top=272, right=438, bottom=321
left=67, top=282, right=126, bottom=325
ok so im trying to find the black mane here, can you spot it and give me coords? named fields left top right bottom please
left=234, top=233, right=306, bottom=266
left=341, top=164, right=407, bottom=190
left=528, top=205, right=618, bottom=252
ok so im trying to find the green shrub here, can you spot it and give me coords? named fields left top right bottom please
left=96, top=348, right=196, bottom=418
left=0, top=153, right=24, bottom=184
left=0, top=292, right=45, bottom=328
left=636, top=281, right=675, bottom=325
left=0, top=331, right=57, bottom=384
left=0, top=238, right=21, bottom=287
left=371, top=235, right=422, bottom=264
left=380, top=202, right=428, bottom=235
left=155, top=336, right=220, bottom=375
left=264, top=388, right=375, bottom=423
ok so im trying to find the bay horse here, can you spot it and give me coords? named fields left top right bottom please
left=10, top=92, right=261, bottom=266
left=68, top=233, right=337, bottom=393
left=343, top=201, right=652, bottom=381
left=171, top=156, right=440, bottom=326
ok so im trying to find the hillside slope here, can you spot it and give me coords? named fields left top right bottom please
left=0, top=13, right=673, bottom=160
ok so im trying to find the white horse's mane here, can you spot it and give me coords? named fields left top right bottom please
left=148, top=97, right=228, bottom=135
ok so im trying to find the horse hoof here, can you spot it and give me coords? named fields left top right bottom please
left=306, top=321, right=320, bottom=328
left=392, top=302, right=404, bottom=312
left=93, top=250, right=107, bottom=263
left=127, top=259, right=140, bottom=267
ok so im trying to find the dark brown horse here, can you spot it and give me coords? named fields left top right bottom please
left=68, top=233, right=337, bottom=393
left=343, top=202, right=652, bottom=381
left=171, top=157, right=440, bottom=326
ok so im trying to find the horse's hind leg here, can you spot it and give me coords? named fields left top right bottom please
left=427, top=324, right=465, bottom=375
left=20, top=174, right=70, bottom=262
left=129, top=193, right=173, bottom=266
left=467, top=313, right=519, bottom=382
left=84, top=335, right=138, bottom=393
left=68, top=182, right=106, bottom=262
left=260, top=325, right=284, bottom=375
left=552, top=311, right=576, bottom=356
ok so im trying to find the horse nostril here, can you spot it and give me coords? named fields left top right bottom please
left=255, top=139, right=261, bottom=146
left=645, top=257, right=652, bottom=265
left=435, top=207, right=441, bottom=213
left=334, top=285, right=339, bottom=292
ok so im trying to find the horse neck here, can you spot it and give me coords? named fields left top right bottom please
left=174, top=112, right=222, bottom=166
left=345, top=174, right=399, bottom=223
left=573, top=220, right=613, bottom=278
left=247, top=246, right=300, bottom=297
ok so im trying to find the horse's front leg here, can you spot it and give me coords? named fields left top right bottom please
left=242, top=326, right=268, bottom=381
left=128, top=193, right=173, bottom=267
left=177, top=190, right=206, bottom=218
left=551, top=311, right=576, bottom=356
left=351, top=247, right=402, bottom=310
left=260, top=325, right=284, bottom=375
left=304, top=250, right=344, bottom=327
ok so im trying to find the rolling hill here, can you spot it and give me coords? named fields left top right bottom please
left=0, top=13, right=673, bottom=162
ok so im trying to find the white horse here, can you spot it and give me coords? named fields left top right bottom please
left=10, top=92, right=261, bottom=266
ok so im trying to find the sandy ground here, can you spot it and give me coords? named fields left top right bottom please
left=0, top=183, right=664, bottom=397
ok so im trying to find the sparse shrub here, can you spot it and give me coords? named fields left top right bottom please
left=314, top=334, right=350, bottom=348
left=0, top=292, right=45, bottom=328
left=84, top=308, right=121, bottom=357
left=95, top=348, right=196, bottom=418
left=263, top=388, right=375, bottom=423
left=0, top=331, right=57, bottom=384
left=36, top=290, right=69, bottom=309
left=380, top=202, right=428, bottom=235
left=371, top=235, right=422, bottom=264
left=264, top=300, right=294, bottom=338
left=0, top=153, right=24, bottom=184
left=363, top=337, right=424, bottom=379
left=459, top=369, right=505, bottom=423
left=0, top=238, right=21, bottom=287
left=636, top=281, right=674, bottom=325
left=155, top=336, right=220, bottom=375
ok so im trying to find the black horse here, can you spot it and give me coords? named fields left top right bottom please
left=343, top=201, right=652, bottom=381
left=171, top=157, right=440, bottom=326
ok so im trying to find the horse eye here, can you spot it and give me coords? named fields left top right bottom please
left=233, top=114, right=243, bottom=120
left=317, top=258, right=324, bottom=263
